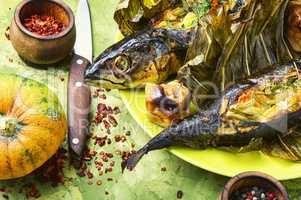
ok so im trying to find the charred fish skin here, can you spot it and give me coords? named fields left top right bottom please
left=84, top=28, right=194, bottom=89
left=124, top=60, right=301, bottom=171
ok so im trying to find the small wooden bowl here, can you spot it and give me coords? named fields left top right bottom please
left=10, top=0, right=75, bottom=65
left=218, top=172, right=289, bottom=200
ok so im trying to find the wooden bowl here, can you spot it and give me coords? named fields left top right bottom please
left=10, top=0, right=75, bottom=65
left=218, top=171, right=289, bottom=200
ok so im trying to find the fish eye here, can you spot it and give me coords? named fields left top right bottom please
left=113, top=55, right=130, bottom=73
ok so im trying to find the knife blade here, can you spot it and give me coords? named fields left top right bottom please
left=68, top=0, right=92, bottom=159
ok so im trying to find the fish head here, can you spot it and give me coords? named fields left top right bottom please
left=84, top=30, right=172, bottom=89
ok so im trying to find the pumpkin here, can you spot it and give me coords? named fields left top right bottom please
left=0, top=73, right=67, bottom=180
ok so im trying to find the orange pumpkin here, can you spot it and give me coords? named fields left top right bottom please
left=0, top=73, right=67, bottom=180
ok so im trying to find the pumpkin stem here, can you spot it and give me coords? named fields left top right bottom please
left=0, top=117, right=18, bottom=137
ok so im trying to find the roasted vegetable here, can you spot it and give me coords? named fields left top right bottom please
left=0, top=73, right=67, bottom=180
left=85, top=28, right=194, bottom=89
left=123, top=60, right=301, bottom=170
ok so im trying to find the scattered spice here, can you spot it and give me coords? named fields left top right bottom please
left=106, top=153, right=113, bottom=158
left=161, top=167, right=167, bottom=172
left=75, top=88, right=136, bottom=193
left=23, top=15, right=64, bottom=36
left=103, top=120, right=110, bottom=129
left=24, top=184, right=41, bottom=199
left=34, top=148, right=67, bottom=187
left=177, top=190, right=183, bottom=199
left=86, top=170, right=94, bottom=179
left=105, top=191, right=109, bottom=195
left=108, top=115, right=118, bottom=127
left=230, top=186, right=278, bottom=200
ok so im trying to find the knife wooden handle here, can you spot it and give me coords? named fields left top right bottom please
left=68, top=54, right=91, bottom=159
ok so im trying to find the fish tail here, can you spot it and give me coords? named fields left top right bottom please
left=123, top=132, right=175, bottom=171
left=122, top=146, right=149, bottom=172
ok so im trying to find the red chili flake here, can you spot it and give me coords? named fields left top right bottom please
left=23, top=15, right=65, bottom=36
left=267, top=191, right=276, bottom=199
left=177, top=191, right=183, bottom=199
left=105, top=167, right=113, bottom=173
left=107, top=106, right=114, bottom=114
left=103, top=120, right=110, bottom=129
left=161, top=167, right=167, bottom=172
left=101, top=155, right=109, bottom=162
left=106, top=153, right=113, bottom=158
left=0, top=188, right=6, bottom=192
left=25, top=184, right=41, bottom=199
left=108, top=115, right=118, bottom=127
left=96, top=180, right=102, bottom=186
left=83, top=149, right=97, bottom=161
left=94, top=114, right=103, bottom=124
left=87, top=170, right=93, bottom=179
left=120, top=135, right=127, bottom=142
left=94, top=136, right=107, bottom=147
left=114, top=135, right=122, bottom=142
left=110, top=161, right=115, bottom=167
left=78, top=161, right=87, bottom=174
left=97, top=103, right=107, bottom=113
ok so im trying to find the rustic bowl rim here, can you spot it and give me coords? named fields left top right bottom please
left=221, top=171, right=289, bottom=200
left=14, top=0, right=75, bottom=40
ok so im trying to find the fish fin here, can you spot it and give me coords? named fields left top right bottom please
left=122, top=146, right=149, bottom=172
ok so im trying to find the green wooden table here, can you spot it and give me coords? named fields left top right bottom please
left=0, top=0, right=301, bottom=199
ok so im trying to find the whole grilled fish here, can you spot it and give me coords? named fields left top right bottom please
left=123, top=60, right=301, bottom=170
left=85, top=28, right=194, bottom=89
left=85, top=0, right=301, bottom=91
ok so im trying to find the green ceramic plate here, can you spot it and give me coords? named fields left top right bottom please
left=119, top=90, right=301, bottom=180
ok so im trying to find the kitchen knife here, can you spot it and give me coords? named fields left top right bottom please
left=68, top=0, right=92, bottom=159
